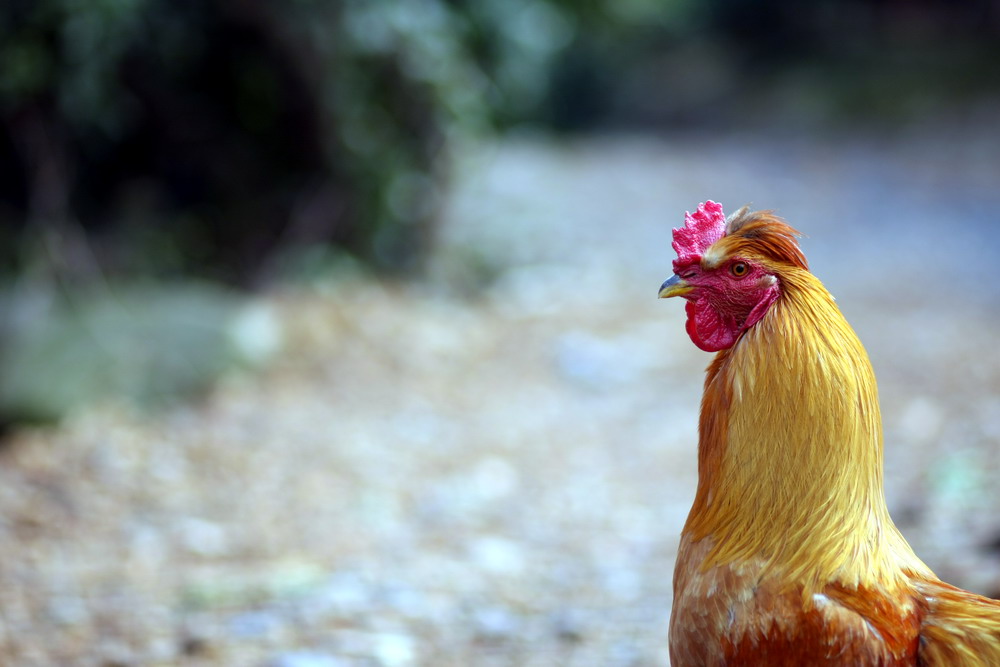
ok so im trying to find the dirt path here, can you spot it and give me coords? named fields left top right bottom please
left=2, top=131, right=999, bottom=665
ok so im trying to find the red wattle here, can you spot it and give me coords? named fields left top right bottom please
left=684, top=285, right=780, bottom=352
left=686, top=300, right=738, bottom=353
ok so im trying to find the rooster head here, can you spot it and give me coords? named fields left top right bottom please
left=659, top=201, right=807, bottom=352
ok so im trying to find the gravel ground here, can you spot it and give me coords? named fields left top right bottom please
left=2, top=127, right=1000, bottom=665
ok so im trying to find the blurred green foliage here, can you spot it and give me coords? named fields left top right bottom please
left=0, top=0, right=635, bottom=281
left=0, top=0, right=708, bottom=279
left=0, top=281, right=280, bottom=423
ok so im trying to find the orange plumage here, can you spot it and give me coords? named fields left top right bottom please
left=659, top=203, right=1000, bottom=665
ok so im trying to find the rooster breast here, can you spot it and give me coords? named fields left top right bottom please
left=669, top=536, right=923, bottom=666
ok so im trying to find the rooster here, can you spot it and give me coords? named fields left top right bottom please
left=658, top=201, right=1000, bottom=665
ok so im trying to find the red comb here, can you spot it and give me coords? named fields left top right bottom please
left=672, top=200, right=726, bottom=272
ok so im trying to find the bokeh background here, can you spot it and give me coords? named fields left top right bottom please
left=2, top=1, right=1000, bottom=664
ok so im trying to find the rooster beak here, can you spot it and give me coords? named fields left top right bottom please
left=658, top=274, right=693, bottom=299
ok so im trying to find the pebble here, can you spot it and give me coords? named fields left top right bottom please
left=473, top=606, right=521, bottom=642
left=228, top=610, right=285, bottom=639
left=472, top=456, right=520, bottom=501
left=176, top=517, right=229, bottom=557
left=372, top=632, right=417, bottom=667
left=229, top=301, right=284, bottom=364
left=470, top=536, right=526, bottom=575
left=312, top=573, right=369, bottom=615
left=551, top=608, right=588, bottom=643
left=269, top=651, right=346, bottom=667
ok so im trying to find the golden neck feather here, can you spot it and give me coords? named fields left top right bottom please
left=683, top=267, right=929, bottom=590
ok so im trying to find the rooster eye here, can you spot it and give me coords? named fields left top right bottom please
left=731, top=262, right=749, bottom=277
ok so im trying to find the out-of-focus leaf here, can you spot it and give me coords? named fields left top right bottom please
left=0, top=282, right=259, bottom=422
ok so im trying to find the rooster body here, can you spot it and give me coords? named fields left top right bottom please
left=660, top=203, right=1000, bottom=665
